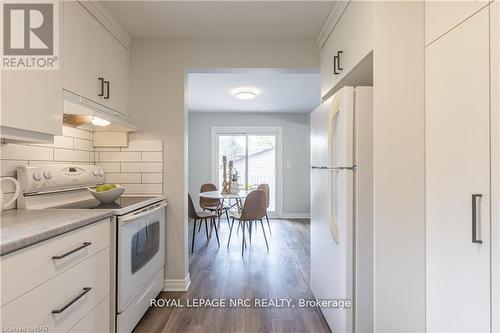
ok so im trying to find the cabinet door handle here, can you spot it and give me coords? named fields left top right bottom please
left=52, top=242, right=92, bottom=260
left=337, top=51, right=344, bottom=70
left=472, top=194, right=483, bottom=244
left=98, top=78, right=104, bottom=97
left=51, top=287, right=92, bottom=314
left=333, top=55, right=339, bottom=75
left=104, top=81, right=110, bottom=99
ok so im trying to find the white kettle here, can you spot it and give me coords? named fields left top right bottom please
left=0, top=177, right=20, bottom=212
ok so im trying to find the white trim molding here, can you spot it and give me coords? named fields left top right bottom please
left=163, top=273, right=191, bottom=292
left=316, top=1, right=350, bottom=49
left=78, top=1, right=132, bottom=48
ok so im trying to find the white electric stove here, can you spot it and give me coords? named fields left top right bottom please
left=17, top=164, right=166, bottom=333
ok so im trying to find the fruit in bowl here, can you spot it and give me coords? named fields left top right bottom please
left=88, top=184, right=125, bottom=203
left=96, top=184, right=117, bottom=192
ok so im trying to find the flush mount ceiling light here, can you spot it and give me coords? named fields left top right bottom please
left=91, top=116, right=111, bottom=127
left=232, top=87, right=257, bottom=100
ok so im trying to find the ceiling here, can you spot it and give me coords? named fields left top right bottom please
left=187, top=71, right=321, bottom=113
left=100, top=1, right=335, bottom=39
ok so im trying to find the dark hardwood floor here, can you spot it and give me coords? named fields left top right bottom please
left=134, top=218, right=331, bottom=333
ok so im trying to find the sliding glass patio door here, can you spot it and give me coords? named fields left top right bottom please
left=213, top=127, right=282, bottom=213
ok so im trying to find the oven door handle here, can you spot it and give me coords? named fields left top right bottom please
left=119, top=202, right=167, bottom=225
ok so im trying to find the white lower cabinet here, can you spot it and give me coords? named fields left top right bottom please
left=1, top=220, right=110, bottom=306
left=426, top=6, right=492, bottom=332
left=0, top=248, right=110, bottom=332
left=0, top=219, right=111, bottom=333
left=68, top=296, right=110, bottom=333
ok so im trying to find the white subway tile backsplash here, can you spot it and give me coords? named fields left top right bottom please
left=121, top=183, right=162, bottom=194
left=141, top=173, right=163, bottom=184
left=0, top=132, right=164, bottom=210
left=98, top=162, right=120, bottom=173
left=93, top=132, right=128, bottom=147
left=120, top=162, right=162, bottom=173
left=0, top=144, right=53, bottom=161
left=105, top=173, right=141, bottom=184
left=141, top=152, right=162, bottom=162
left=54, top=149, right=93, bottom=162
left=1, top=160, right=26, bottom=177
left=99, top=152, right=141, bottom=162
left=28, top=160, right=71, bottom=165
left=121, top=140, right=162, bottom=152
left=63, top=126, right=92, bottom=140
left=95, top=147, right=120, bottom=152
left=32, top=136, right=74, bottom=149
left=74, top=138, right=94, bottom=151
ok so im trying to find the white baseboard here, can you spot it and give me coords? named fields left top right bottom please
left=163, top=273, right=191, bottom=292
left=271, top=213, right=310, bottom=219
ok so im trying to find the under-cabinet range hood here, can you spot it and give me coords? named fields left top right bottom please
left=63, top=90, right=137, bottom=132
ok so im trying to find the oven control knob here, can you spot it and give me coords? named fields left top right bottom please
left=33, top=172, right=42, bottom=181
left=43, top=171, right=53, bottom=179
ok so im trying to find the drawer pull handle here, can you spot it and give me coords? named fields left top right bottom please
left=98, top=77, right=104, bottom=97
left=104, top=81, right=110, bottom=99
left=52, top=242, right=92, bottom=260
left=333, top=55, right=339, bottom=75
left=52, top=287, right=92, bottom=314
left=337, top=51, right=344, bottom=70
left=472, top=194, right=483, bottom=244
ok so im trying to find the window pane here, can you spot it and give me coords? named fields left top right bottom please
left=218, top=135, right=246, bottom=190
left=248, top=135, right=276, bottom=211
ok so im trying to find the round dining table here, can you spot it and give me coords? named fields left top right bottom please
left=198, top=190, right=249, bottom=212
left=198, top=190, right=249, bottom=201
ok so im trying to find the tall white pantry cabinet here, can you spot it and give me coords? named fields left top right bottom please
left=426, top=2, right=499, bottom=332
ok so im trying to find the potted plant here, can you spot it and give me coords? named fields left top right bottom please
left=230, top=169, right=241, bottom=194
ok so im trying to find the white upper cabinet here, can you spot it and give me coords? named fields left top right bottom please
left=1, top=8, right=63, bottom=142
left=101, top=30, right=130, bottom=115
left=320, top=1, right=373, bottom=99
left=62, top=2, right=102, bottom=102
left=1, top=68, right=63, bottom=141
left=62, top=2, right=129, bottom=116
left=425, top=0, right=489, bottom=45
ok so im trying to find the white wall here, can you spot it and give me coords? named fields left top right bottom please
left=188, top=112, right=311, bottom=217
left=130, top=38, right=319, bottom=287
left=373, top=2, right=426, bottom=332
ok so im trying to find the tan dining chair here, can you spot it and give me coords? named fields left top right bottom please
left=257, top=183, right=271, bottom=234
left=189, top=194, right=220, bottom=253
left=199, top=183, right=230, bottom=227
left=228, top=189, right=269, bottom=256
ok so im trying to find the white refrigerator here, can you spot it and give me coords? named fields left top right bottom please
left=310, top=86, right=373, bottom=333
